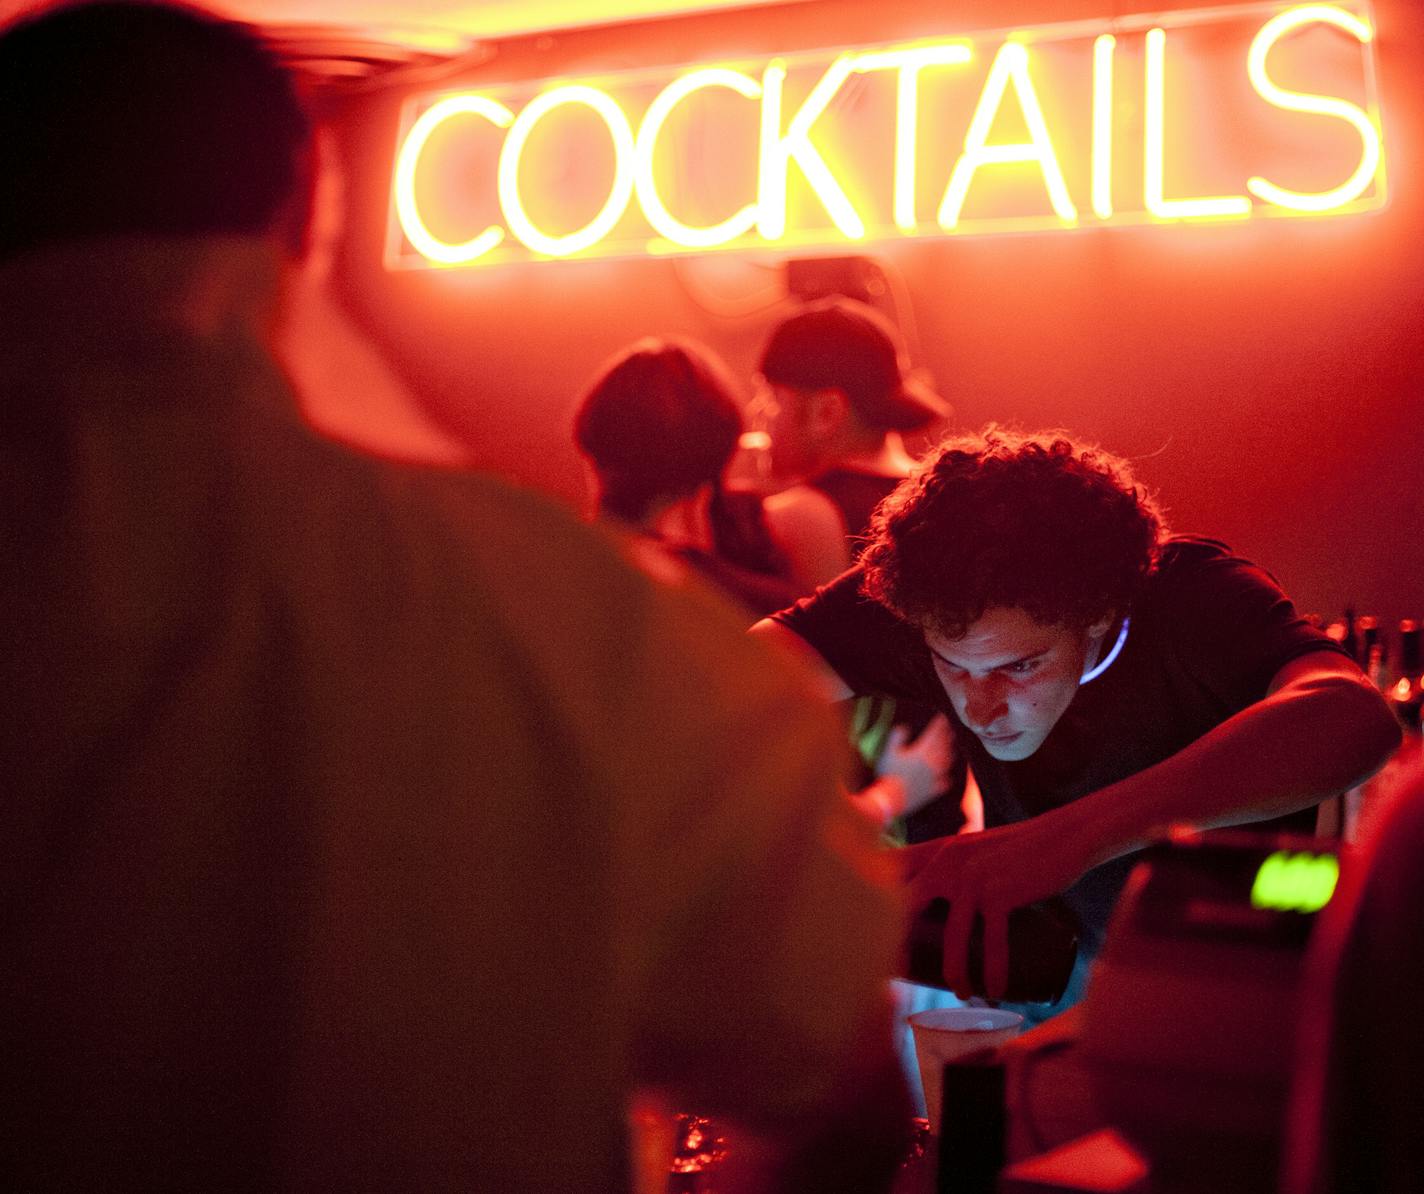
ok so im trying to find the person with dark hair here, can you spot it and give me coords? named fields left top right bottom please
left=751, top=295, right=951, bottom=586
left=752, top=296, right=960, bottom=834
left=0, top=5, right=910, bottom=1190
left=573, top=333, right=949, bottom=856
left=574, top=336, right=803, bottom=617
left=859, top=432, right=1161, bottom=646
left=754, top=427, right=1400, bottom=1010
left=754, top=296, right=964, bottom=838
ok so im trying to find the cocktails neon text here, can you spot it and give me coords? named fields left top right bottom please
left=389, top=3, right=1384, bottom=268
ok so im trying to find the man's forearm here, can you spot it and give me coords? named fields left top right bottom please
left=1062, top=673, right=1401, bottom=870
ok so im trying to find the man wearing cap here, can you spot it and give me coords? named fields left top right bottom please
left=753, top=296, right=951, bottom=588
left=754, top=297, right=961, bottom=843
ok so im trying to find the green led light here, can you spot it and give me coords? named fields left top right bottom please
left=1250, top=850, right=1339, bottom=913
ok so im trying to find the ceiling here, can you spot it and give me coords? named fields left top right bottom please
left=0, top=0, right=811, bottom=54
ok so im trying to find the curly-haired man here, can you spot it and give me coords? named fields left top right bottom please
left=755, top=428, right=1400, bottom=1010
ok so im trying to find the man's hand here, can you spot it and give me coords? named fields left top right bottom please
left=899, top=815, right=1090, bottom=999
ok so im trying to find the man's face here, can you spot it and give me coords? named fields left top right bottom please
left=749, top=379, right=822, bottom=483
left=923, top=607, right=1108, bottom=762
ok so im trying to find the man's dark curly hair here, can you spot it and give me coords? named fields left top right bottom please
left=860, top=427, right=1166, bottom=639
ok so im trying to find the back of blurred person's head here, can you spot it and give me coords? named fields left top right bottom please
left=574, top=337, right=745, bottom=525
left=0, top=1, right=311, bottom=262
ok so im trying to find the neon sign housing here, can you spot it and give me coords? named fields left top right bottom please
left=387, top=2, right=1385, bottom=269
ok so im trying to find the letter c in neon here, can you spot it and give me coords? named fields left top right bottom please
left=498, top=85, right=637, bottom=257
left=634, top=68, right=763, bottom=249
left=395, top=95, right=515, bottom=265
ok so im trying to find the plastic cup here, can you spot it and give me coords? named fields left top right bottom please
left=908, top=1007, right=1023, bottom=1133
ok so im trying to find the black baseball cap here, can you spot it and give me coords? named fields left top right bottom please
left=758, top=296, right=951, bottom=432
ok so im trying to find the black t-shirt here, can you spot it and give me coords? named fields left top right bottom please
left=673, top=487, right=803, bottom=618
left=805, top=466, right=902, bottom=546
left=671, top=543, right=802, bottom=620
left=710, top=487, right=796, bottom=579
left=771, top=536, right=1348, bottom=951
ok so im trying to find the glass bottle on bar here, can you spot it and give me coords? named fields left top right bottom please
left=1342, top=607, right=1359, bottom=665
left=1359, top=616, right=1383, bottom=684
left=935, top=1051, right=1006, bottom=1194
left=1390, top=619, right=1422, bottom=733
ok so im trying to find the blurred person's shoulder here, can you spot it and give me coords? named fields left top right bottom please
left=253, top=413, right=836, bottom=704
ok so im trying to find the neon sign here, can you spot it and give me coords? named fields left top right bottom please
left=387, top=2, right=1385, bottom=269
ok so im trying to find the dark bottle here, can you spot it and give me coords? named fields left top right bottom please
left=1391, top=619, right=1423, bottom=733
left=1342, top=607, right=1358, bottom=664
left=904, top=897, right=1079, bottom=1004
left=1359, top=615, right=1381, bottom=678
left=1366, top=641, right=1388, bottom=691
left=1401, top=620, right=1422, bottom=675
left=935, top=1053, right=1005, bottom=1194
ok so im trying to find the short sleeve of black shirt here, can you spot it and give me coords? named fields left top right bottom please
left=1149, top=537, right=1348, bottom=710
left=769, top=566, right=939, bottom=703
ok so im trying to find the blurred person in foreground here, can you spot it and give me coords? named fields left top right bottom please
left=0, top=4, right=908, bottom=1190
left=1284, top=739, right=1424, bottom=1194
left=754, top=428, right=1400, bottom=1016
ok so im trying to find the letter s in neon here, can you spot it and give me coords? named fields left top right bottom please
left=1246, top=5, right=1383, bottom=213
